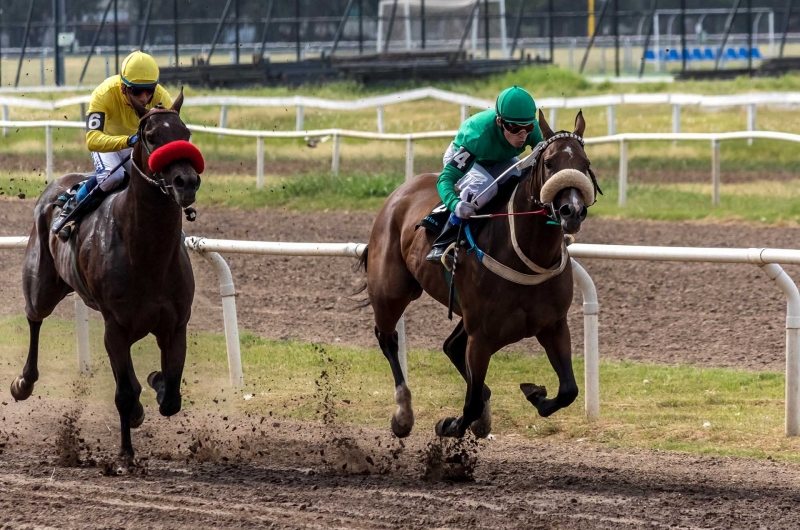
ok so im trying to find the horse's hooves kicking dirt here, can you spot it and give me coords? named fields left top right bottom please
left=435, top=417, right=461, bottom=438
left=520, top=383, right=547, bottom=405
left=130, top=402, right=145, bottom=429
left=391, top=415, right=413, bottom=438
left=469, top=401, right=492, bottom=438
left=10, top=376, right=34, bottom=401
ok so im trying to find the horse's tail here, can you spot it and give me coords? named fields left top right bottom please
left=357, top=245, right=369, bottom=273
left=350, top=245, right=371, bottom=309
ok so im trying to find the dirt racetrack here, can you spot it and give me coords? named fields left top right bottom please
left=2, top=199, right=800, bottom=527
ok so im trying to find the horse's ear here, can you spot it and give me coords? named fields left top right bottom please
left=574, top=109, right=586, bottom=138
left=171, top=86, right=184, bottom=114
left=127, top=89, right=148, bottom=119
left=538, top=109, right=555, bottom=139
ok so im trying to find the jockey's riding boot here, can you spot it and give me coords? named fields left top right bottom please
left=426, top=220, right=459, bottom=263
left=51, top=195, right=79, bottom=241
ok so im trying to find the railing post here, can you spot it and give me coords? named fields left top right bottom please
left=618, top=139, right=628, bottom=207
left=2, top=105, right=8, bottom=137
left=711, top=139, right=721, bottom=206
left=45, top=125, right=53, bottom=184
left=75, top=296, right=90, bottom=375
left=607, top=105, right=616, bottom=136
left=199, top=251, right=244, bottom=387
left=256, top=136, right=265, bottom=190
left=460, top=104, right=467, bottom=123
left=218, top=105, right=228, bottom=139
left=548, top=107, right=557, bottom=130
left=757, top=263, right=800, bottom=437
left=571, top=259, right=599, bottom=420
left=747, top=103, right=756, bottom=146
left=377, top=106, right=385, bottom=133
left=295, top=105, right=304, bottom=131
left=405, top=137, right=414, bottom=181
left=331, top=133, right=341, bottom=176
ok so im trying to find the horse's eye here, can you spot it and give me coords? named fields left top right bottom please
left=146, top=134, right=155, bottom=144
left=544, top=160, right=553, bottom=170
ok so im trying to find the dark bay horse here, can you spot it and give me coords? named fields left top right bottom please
left=11, top=89, right=201, bottom=459
left=362, top=110, right=597, bottom=439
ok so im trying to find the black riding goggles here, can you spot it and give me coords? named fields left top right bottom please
left=501, top=120, right=535, bottom=135
left=127, top=86, right=156, bottom=97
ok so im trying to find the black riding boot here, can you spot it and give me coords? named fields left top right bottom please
left=51, top=196, right=79, bottom=241
left=425, top=220, right=460, bottom=262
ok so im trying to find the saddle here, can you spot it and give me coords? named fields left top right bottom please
left=53, top=172, right=130, bottom=236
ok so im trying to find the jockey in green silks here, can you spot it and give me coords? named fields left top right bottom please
left=426, top=85, right=545, bottom=262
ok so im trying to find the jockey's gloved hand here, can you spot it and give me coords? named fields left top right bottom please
left=126, top=134, right=138, bottom=147
left=454, top=200, right=477, bottom=219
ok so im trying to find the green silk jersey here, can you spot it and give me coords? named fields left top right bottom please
left=436, top=109, right=544, bottom=212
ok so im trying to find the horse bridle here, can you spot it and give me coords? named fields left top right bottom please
left=525, top=131, right=602, bottom=223
left=129, top=106, right=198, bottom=221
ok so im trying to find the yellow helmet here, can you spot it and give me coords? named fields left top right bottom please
left=120, top=51, right=159, bottom=87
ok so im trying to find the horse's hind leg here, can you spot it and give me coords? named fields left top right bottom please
left=436, top=336, right=493, bottom=438
left=148, top=326, right=187, bottom=418
left=10, top=320, right=43, bottom=401
left=103, top=321, right=142, bottom=459
left=443, top=321, right=492, bottom=438
left=523, top=318, right=579, bottom=417
left=12, top=233, right=72, bottom=401
left=368, top=247, right=422, bottom=438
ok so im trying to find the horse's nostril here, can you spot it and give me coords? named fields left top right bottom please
left=579, top=206, right=588, bottom=220
left=173, top=176, right=185, bottom=188
left=559, top=204, right=573, bottom=217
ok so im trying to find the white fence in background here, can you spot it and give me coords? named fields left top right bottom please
left=2, top=235, right=800, bottom=436
left=3, top=87, right=800, bottom=137
left=4, top=119, right=800, bottom=207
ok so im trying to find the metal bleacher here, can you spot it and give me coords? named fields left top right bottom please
left=644, top=47, right=763, bottom=62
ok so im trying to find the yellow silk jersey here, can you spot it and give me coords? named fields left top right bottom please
left=85, top=75, right=173, bottom=152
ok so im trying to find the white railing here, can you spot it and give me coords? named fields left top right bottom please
left=3, top=87, right=800, bottom=137
left=4, top=118, right=799, bottom=207
left=3, top=234, right=800, bottom=436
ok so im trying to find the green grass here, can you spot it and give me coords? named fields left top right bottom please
left=1, top=314, right=798, bottom=461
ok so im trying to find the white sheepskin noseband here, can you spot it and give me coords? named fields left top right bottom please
left=540, top=168, right=595, bottom=206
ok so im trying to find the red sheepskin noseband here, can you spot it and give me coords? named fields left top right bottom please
left=148, top=140, right=205, bottom=174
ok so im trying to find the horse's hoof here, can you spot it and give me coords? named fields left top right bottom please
left=435, top=417, right=460, bottom=438
left=146, top=371, right=163, bottom=390
left=520, top=383, right=547, bottom=407
left=130, top=402, right=145, bottom=429
left=10, top=376, right=33, bottom=401
left=391, top=415, right=413, bottom=438
left=469, top=401, right=492, bottom=439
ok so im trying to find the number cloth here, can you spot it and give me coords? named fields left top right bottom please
left=436, top=108, right=544, bottom=212
left=85, top=75, right=172, bottom=153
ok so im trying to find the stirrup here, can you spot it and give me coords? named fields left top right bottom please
left=57, top=221, right=75, bottom=242
left=441, top=242, right=457, bottom=271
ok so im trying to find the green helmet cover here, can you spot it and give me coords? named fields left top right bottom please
left=495, top=85, right=536, bottom=124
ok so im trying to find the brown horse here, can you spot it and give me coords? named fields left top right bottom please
left=362, top=110, right=597, bottom=439
left=11, top=89, right=201, bottom=459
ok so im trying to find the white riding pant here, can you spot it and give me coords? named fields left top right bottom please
left=442, top=143, right=520, bottom=209
left=91, top=148, right=133, bottom=192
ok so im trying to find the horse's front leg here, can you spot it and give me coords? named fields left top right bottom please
left=523, top=317, right=579, bottom=417
left=435, top=336, right=493, bottom=438
left=104, top=321, right=143, bottom=460
left=148, top=325, right=187, bottom=418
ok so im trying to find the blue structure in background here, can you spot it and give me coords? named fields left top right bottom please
left=644, top=47, right=762, bottom=62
